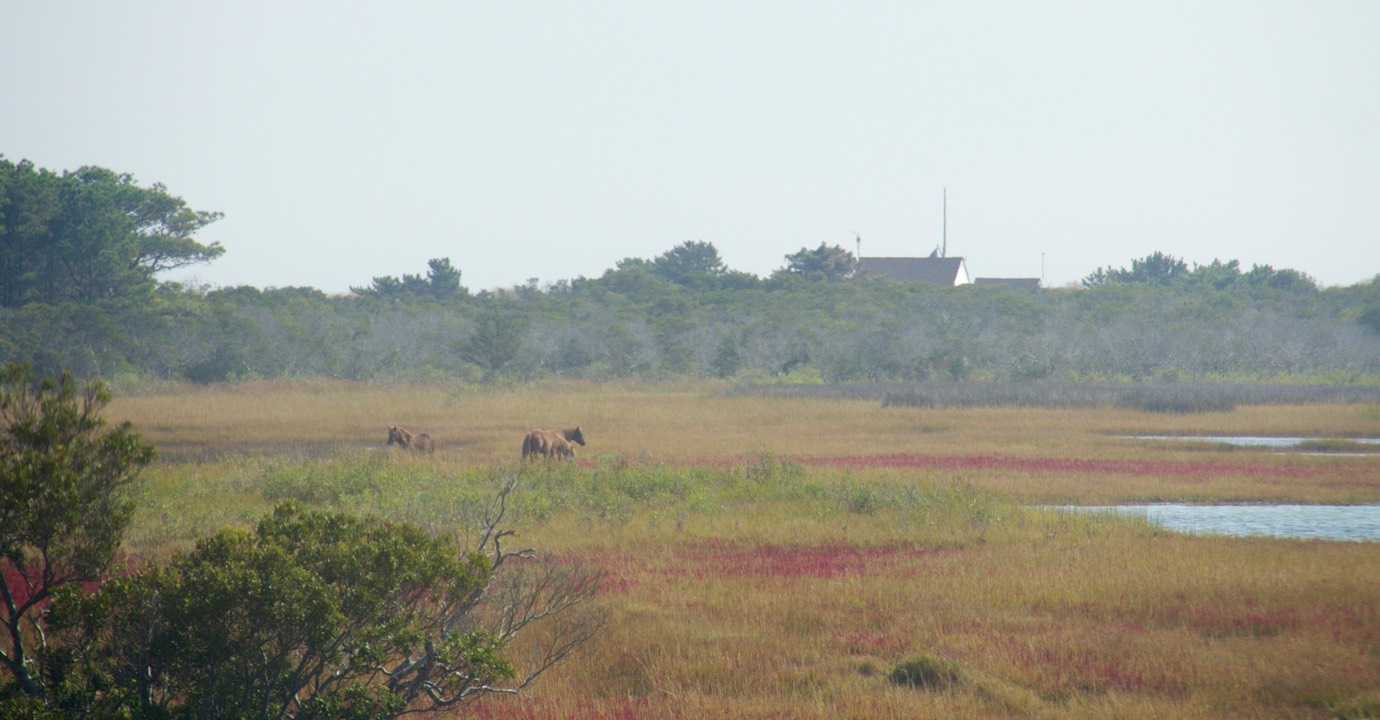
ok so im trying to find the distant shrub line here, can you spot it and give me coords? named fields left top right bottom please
left=734, top=381, right=1380, bottom=412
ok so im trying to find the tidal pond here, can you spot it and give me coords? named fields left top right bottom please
left=1126, top=435, right=1380, bottom=452
left=1066, top=504, right=1380, bottom=542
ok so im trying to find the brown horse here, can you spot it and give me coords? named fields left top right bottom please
left=521, top=426, right=585, bottom=460
left=387, top=425, right=435, bottom=454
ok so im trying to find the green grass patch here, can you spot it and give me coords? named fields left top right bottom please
left=889, top=653, right=964, bottom=690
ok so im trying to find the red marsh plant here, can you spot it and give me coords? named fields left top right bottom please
left=529, top=527, right=1380, bottom=718
left=578, top=540, right=952, bottom=595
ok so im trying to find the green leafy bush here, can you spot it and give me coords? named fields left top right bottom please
left=1, top=364, right=155, bottom=702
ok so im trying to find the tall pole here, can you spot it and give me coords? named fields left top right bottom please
left=942, top=188, right=947, bottom=258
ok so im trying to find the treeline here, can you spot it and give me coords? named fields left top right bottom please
left=8, top=255, right=1379, bottom=386
left=1082, top=250, right=1322, bottom=292
left=3, top=159, right=1380, bottom=385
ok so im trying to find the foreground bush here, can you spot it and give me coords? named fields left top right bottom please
left=42, top=481, right=601, bottom=719
left=1, top=363, right=154, bottom=702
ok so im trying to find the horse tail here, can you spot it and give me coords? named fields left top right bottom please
left=522, top=431, right=539, bottom=460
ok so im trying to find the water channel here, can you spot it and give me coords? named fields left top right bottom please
left=1126, top=435, right=1380, bottom=452
left=1064, top=504, right=1380, bottom=542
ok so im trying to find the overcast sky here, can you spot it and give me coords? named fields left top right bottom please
left=4, top=2, right=1377, bottom=292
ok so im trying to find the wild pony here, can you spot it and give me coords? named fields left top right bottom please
left=387, top=425, right=435, bottom=454
left=521, top=426, right=585, bottom=461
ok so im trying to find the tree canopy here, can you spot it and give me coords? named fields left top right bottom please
left=0, top=158, right=223, bottom=307
left=1082, top=251, right=1190, bottom=287
left=776, top=243, right=858, bottom=282
left=651, top=240, right=727, bottom=286
left=350, top=257, right=468, bottom=301
left=1082, top=252, right=1317, bottom=293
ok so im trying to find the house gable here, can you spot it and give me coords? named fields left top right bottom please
left=858, top=257, right=971, bottom=286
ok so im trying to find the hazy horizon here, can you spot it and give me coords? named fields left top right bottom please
left=4, top=2, right=1377, bottom=293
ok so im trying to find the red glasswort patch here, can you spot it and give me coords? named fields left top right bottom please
left=1021, top=646, right=1188, bottom=696
left=1153, top=601, right=1303, bottom=639
left=2, top=556, right=141, bottom=609
left=684, top=540, right=944, bottom=581
left=833, top=629, right=911, bottom=657
left=577, top=541, right=951, bottom=596
left=2, top=563, right=93, bottom=608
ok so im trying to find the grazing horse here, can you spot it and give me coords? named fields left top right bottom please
left=521, top=426, right=585, bottom=460
left=387, top=425, right=435, bottom=454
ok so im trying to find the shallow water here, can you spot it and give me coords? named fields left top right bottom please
left=1065, top=504, right=1380, bottom=542
left=1127, top=435, right=1380, bottom=449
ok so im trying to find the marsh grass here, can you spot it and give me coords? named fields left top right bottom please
left=1294, top=438, right=1380, bottom=454
left=104, top=380, right=1380, bottom=718
left=109, top=380, right=1380, bottom=465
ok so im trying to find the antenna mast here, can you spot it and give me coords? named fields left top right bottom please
left=942, top=188, right=947, bottom=258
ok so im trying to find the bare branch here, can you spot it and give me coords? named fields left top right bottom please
left=385, top=474, right=605, bottom=714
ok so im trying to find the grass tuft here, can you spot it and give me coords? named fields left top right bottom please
left=888, top=653, right=963, bottom=690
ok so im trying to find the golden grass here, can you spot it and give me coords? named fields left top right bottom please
left=102, top=381, right=1380, bottom=718
left=110, top=379, right=1380, bottom=454
left=109, top=380, right=1380, bottom=504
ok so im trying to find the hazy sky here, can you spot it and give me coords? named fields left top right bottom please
left=4, top=2, right=1378, bottom=292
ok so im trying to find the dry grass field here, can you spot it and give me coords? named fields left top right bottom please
left=106, top=381, right=1380, bottom=719
left=113, top=379, right=1380, bottom=506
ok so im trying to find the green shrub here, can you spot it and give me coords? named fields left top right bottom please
left=839, top=480, right=885, bottom=515
left=888, top=653, right=962, bottom=690
left=261, top=464, right=379, bottom=504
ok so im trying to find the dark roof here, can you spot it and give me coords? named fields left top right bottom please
left=973, top=278, right=1041, bottom=289
left=857, top=257, right=969, bottom=285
